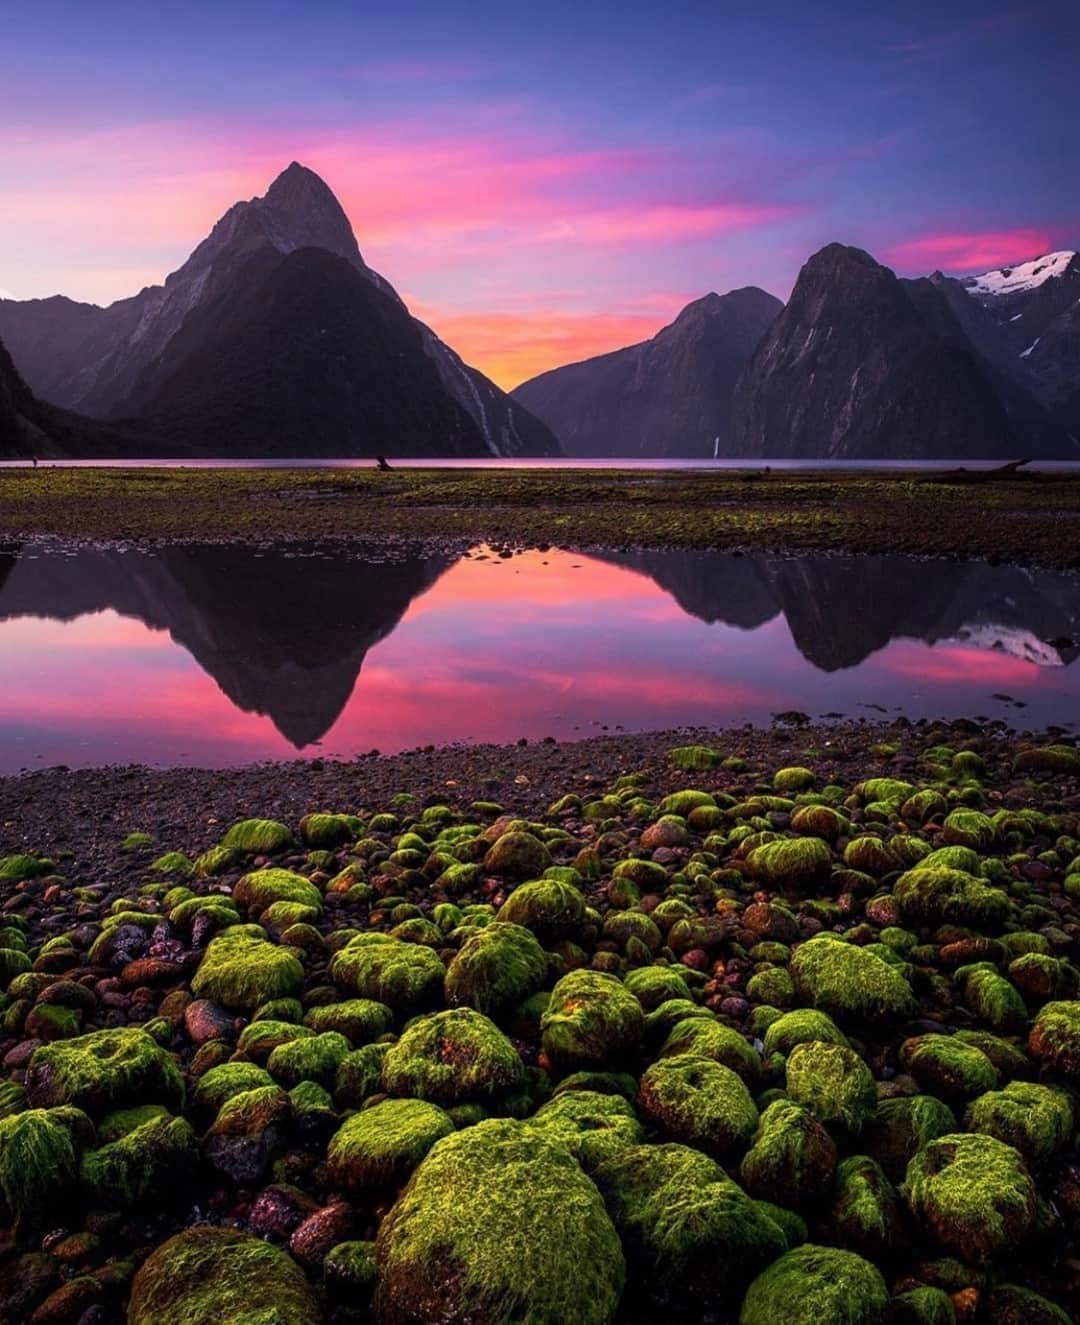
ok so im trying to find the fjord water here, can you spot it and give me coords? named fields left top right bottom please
left=0, top=542, right=1078, bottom=773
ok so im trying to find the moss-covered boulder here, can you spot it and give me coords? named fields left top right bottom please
left=445, top=922, right=548, bottom=1016
left=26, top=1028, right=183, bottom=1115
left=220, top=818, right=296, bottom=855
left=785, top=1041, right=876, bottom=1134
left=376, top=1119, right=624, bottom=1325
left=233, top=868, right=322, bottom=914
left=959, top=965, right=1027, bottom=1033
left=483, top=831, right=552, bottom=878
left=128, top=1226, right=319, bottom=1325
left=902, top=1133, right=1039, bottom=1262
left=330, top=933, right=445, bottom=1009
left=299, top=812, right=364, bottom=848
left=203, top=1085, right=292, bottom=1183
left=1028, top=1000, right=1080, bottom=1079
left=624, top=965, right=692, bottom=1011
left=747, top=837, right=832, bottom=893
left=894, top=868, right=1010, bottom=930
left=900, top=1034, right=997, bottom=1102
left=267, top=1031, right=351, bottom=1090
left=739, top=1099, right=838, bottom=1206
left=496, top=878, right=585, bottom=941
left=0, top=853, right=54, bottom=881
left=192, top=1062, right=274, bottom=1115
left=659, top=1017, right=759, bottom=1080
left=191, top=925, right=304, bottom=1011
left=866, top=1095, right=956, bottom=1182
left=963, top=1081, right=1074, bottom=1164
left=79, top=1111, right=197, bottom=1207
left=941, top=809, right=997, bottom=851
left=0, top=1106, right=91, bottom=1226
left=762, top=1009, right=850, bottom=1057
left=639, top=1054, right=758, bottom=1156
left=527, top=1090, right=644, bottom=1171
left=828, top=1155, right=906, bottom=1259
left=541, top=970, right=644, bottom=1071
left=986, top=1284, right=1072, bottom=1325
left=302, top=998, right=394, bottom=1043
left=595, top=1142, right=786, bottom=1311
left=739, top=1244, right=888, bottom=1325
left=382, top=1008, right=524, bottom=1103
left=327, top=1099, right=454, bottom=1191
left=790, top=934, right=916, bottom=1023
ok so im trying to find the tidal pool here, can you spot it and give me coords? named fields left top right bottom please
left=0, top=542, right=1077, bottom=771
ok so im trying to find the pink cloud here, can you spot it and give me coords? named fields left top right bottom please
left=884, top=228, right=1055, bottom=273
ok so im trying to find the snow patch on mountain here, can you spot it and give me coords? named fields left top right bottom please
left=962, top=251, right=1076, bottom=297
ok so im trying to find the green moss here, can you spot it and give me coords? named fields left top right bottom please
left=921, top=845, right=982, bottom=873
left=986, top=1284, right=1072, bottom=1325
left=128, top=1226, right=320, bottom=1325
left=941, top=808, right=997, bottom=851
left=828, top=1155, right=905, bottom=1259
left=895, top=867, right=1010, bottom=929
left=496, top=878, right=585, bottom=940
left=335, top=1043, right=392, bottom=1110
left=740, top=1243, right=888, bottom=1325
left=324, top=1240, right=378, bottom=1293
left=233, top=867, right=322, bottom=913
left=624, top=965, right=692, bottom=1010
left=328, top=1098, right=454, bottom=1190
left=842, top=836, right=898, bottom=874
left=789, top=804, right=847, bottom=841
left=739, top=1099, right=838, bottom=1206
left=959, top=965, right=1027, bottom=1033
left=867, top=1095, right=956, bottom=1182
left=1029, top=999, right=1080, bottom=1078
left=889, top=1286, right=956, bottom=1325
left=26, top=1028, right=183, bottom=1115
left=900, top=1034, right=998, bottom=1102
left=660, top=1017, right=759, bottom=1079
left=204, top=1085, right=292, bottom=1182
left=773, top=767, right=815, bottom=793
left=595, top=1142, right=786, bottom=1309
left=382, top=1007, right=523, bottom=1104
left=80, top=1112, right=196, bottom=1207
left=121, top=831, right=154, bottom=851
left=746, top=967, right=795, bottom=1006
left=220, top=818, right=296, bottom=855
left=267, top=1031, right=351, bottom=1089
left=236, top=1019, right=313, bottom=1062
left=302, top=998, right=393, bottom=1042
left=527, top=1090, right=643, bottom=1170
left=0, top=1106, right=90, bottom=1225
left=902, top=1132, right=1039, bottom=1262
left=330, top=932, right=445, bottom=1009
left=785, top=1041, right=876, bottom=1134
left=747, top=837, right=832, bottom=893
left=375, top=1119, right=624, bottom=1325
left=762, top=1009, right=850, bottom=1057
left=639, top=1053, right=757, bottom=1156
left=790, top=934, right=916, bottom=1022
left=541, top=969, right=645, bottom=1070
left=0, top=947, right=31, bottom=985
left=191, top=925, right=304, bottom=1011
left=193, top=1063, right=274, bottom=1115
left=192, top=844, right=242, bottom=877
left=298, top=812, right=364, bottom=848
left=668, top=745, right=723, bottom=771
left=856, top=777, right=916, bottom=806
left=963, top=1081, right=1073, bottom=1164
left=900, top=789, right=949, bottom=824
left=483, top=831, right=552, bottom=878
left=0, top=853, right=55, bottom=880
left=445, top=921, right=548, bottom=1017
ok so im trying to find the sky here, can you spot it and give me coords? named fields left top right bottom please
left=1, top=0, right=1076, bottom=388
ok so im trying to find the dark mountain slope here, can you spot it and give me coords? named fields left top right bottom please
left=730, top=244, right=1026, bottom=459
left=116, top=247, right=487, bottom=457
left=513, top=287, right=781, bottom=457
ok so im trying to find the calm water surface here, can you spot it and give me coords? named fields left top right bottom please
left=0, top=542, right=1078, bottom=772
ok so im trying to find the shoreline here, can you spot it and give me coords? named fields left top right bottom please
left=2, top=466, right=1080, bottom=567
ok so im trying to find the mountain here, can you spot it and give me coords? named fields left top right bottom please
left=512, top=287, right=782, bottom=457
left=0, top=542, right=452, bottom=746
left=0, top=163, right=559, bottom=458
left=729, top=243, right=1069, bottom=459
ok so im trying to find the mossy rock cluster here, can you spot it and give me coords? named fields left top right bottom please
left=1, top=732, right=1079, bottom=1320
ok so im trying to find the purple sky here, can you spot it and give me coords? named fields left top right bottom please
left=1, top=0, right=1074, bottom=385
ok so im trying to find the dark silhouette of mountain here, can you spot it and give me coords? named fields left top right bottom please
left=0, top=543, right=454, bottom=746
left=729, top=243, right=1055, bottom=459
left=600, top=547, right=1080, bottom=671
left=0, top=163, right=559, bottom=458
left=113, top=247, right=486, bottom=456
left=513, top=287, right=782, bottom=457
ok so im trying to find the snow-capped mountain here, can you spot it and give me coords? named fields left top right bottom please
left=961, top=251, right=1077, bottom=298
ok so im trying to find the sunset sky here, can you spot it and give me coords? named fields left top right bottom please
left=2, top=0, right=1075, bottom=387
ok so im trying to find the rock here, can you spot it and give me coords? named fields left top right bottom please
left=527, top=1090, right=644, bottom=1171
left=483, top=831, right=552, bottom=878
left=203, top=1085, right=292, bottom=1183
left=739, top=1099, right=838, bottom=1206
left=541, top=970, right=644, bottom=1070
left=327, top=1099, right=454, bottom=1190
left=739, top=1244, right=888, bottom=1325
left=900, top=1034, right=998, bottom=1102
left=220, top=818, right=296, bottom=855
left=329, top=933, right=445, bottom=1009
left=444, top=922, right=548, bottom=1015
left=785, top=1041, right=876, bottom=1133
left=828, top=1155, right=907, bottom=1258
left=25, top=1028, right=183, bottom=1115
left=902, top=1133, right=1039, bottom=1262
left=594, top=1142, right=787, bottom=1311
left=761, top=1009, right=850, bottom=1057
left=1029, top=999, right=1080, bottom=1078
left=289, top=1199, right=353, bottom=1267
left=496, top=879, right=585, bottom=940
left=963, top=1081, right=1074, bottom=1164
left=790, top=934, right=916, bottom=1022
left=376, top=1119, right=624, bottom=1325
left=233, top=867, right=322, bottom=913
left=127, top=1226, right=319, bottom=1324
left=299, top=812, right=364, bottom=848
left=302, top=998, right=393, bottom=1042
left=381, top=1008, right=523, bottom=1104
left=0, top=1107, right=91, bottom=1225
left=79, top=1110, right=196, bottom=1207
left=190, top=925, right=304, bottom=1011
left=866, top=1095, right=956, bottom=1182
left=747, top=838, right=833, bottom=892
left=639, top=1054, right=758, bottom=1156
left=183, top=999, right=238, bottom=1045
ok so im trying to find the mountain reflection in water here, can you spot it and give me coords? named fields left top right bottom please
left=0, top=542, right=1077, bottom=771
